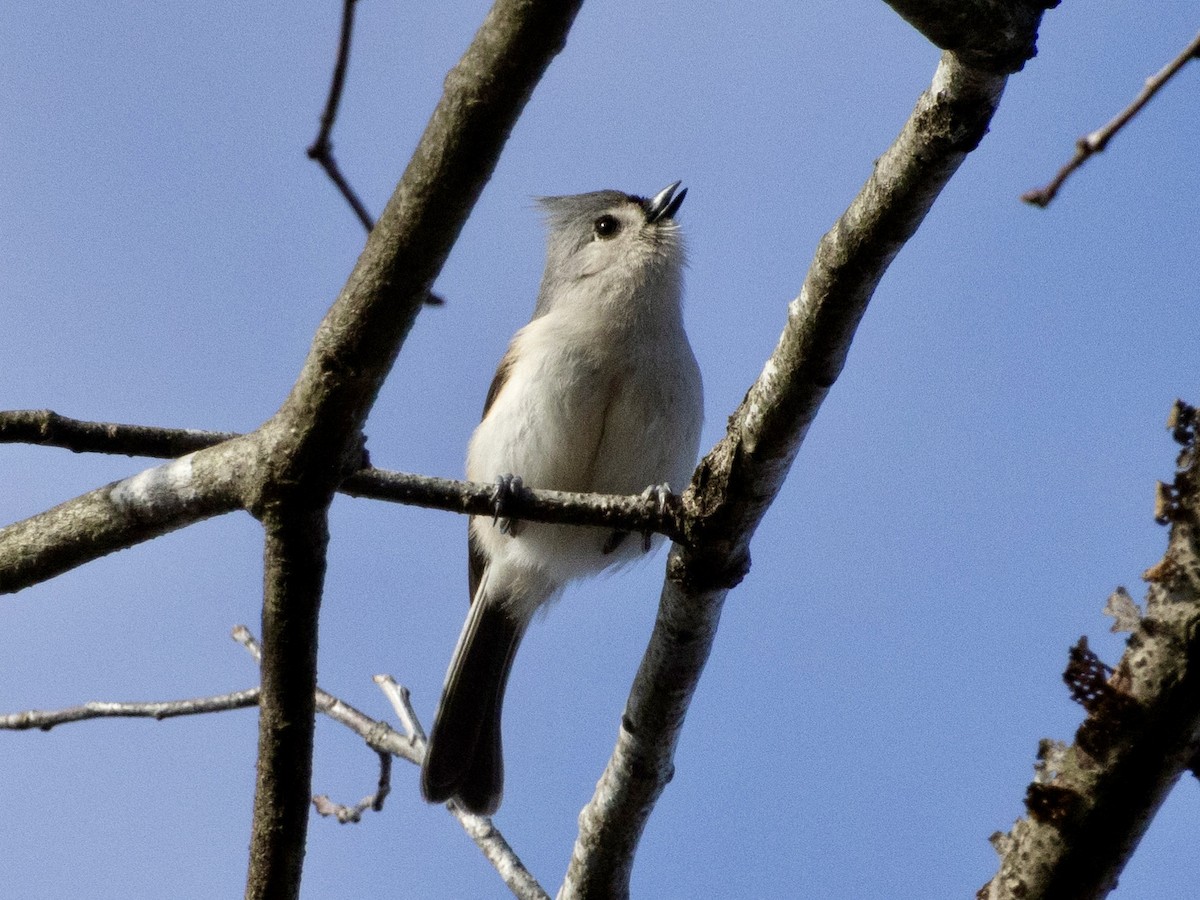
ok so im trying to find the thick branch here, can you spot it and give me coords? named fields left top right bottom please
left=241, top=3, right=582, bottom=897
left=562, top=50, right=1017, bottom=899
left=883, top=0, right=1056, bottom=73
left=0, top=442, right=252, bottom=594
left=686, top=55, right=1007, bottom=571
left=562, top=569, right=722, bottom=898
left=245, top=509, right=329, bottom=900
left=982, top=401, right=1200, bottom=900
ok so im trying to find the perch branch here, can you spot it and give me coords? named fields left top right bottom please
left=0, top=410, right=688, bottom=549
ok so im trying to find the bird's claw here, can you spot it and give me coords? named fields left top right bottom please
left=640, top=483, right=673, bottom=551
left=492, top=474, right=524, bottom=536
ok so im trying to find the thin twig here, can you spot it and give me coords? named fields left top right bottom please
left=374, top=674, right=426, bottom=745
left=233, top=624, right=263, bottom=661
left=456, top=810, right=551, bottom=900
left=313, top=751, right=392, bottom=823
left=231, top=626, right=419, bottom=764
left=1023, top=30, right=1200, bottom=207
left=307, top=0, right=374, bottom=231
left=0, top=689, right=260, bottom=731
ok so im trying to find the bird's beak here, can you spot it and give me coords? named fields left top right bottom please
left=645, top=181, right=687, bottom=223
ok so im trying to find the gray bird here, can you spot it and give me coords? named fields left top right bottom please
left=420, top=182, right=704, bottom=815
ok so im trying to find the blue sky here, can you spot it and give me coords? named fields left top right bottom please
left=3, top=2, right=1199, bottom=897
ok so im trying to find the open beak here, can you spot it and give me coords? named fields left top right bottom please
left=644, top=180, right=687, bottom=223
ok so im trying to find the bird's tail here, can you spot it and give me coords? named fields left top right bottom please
left=421, top=583, right=527, bottom=816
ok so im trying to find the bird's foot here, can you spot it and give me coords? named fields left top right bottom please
left=492, top=474, right=524, bottom=536
left=640, top=483, right=673, bottom=551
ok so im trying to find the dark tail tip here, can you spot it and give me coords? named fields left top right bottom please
left=421, top=599, right=524, bottom=816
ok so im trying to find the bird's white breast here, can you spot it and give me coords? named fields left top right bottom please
left=466, top=299, right=702, bottom=588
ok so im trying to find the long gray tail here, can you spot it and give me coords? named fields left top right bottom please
left=421, top=587, right=526, bottom=816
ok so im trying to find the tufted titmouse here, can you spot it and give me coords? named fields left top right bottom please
left=420, top=182, right=704, bottom=815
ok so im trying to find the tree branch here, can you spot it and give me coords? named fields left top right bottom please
left=0, top=410, right=689, bottom=550
left=245, top=508, right=329, bottom=900
left=343, top=468, right=686, bottom=542
left=561, top=49, right=1016, bottom=899
left=882, top=0, right=1054, bottom=73
left=0, top=630, right=549, bottom=896
left=240, top=3, right=584, bottom=896
left=373, top=674, right=427, bottom=745
left=306, top=0, right=375, bottom=232
left=1022, top=29, right=1200, bottom=207
left=313, top=751, right=392, bottom=823
left=259, top=0, right=583, bottom=500
left=0, top=442, right=252, bottom=594
left=0, top=409, right=238, bottom=457
left=231, top=625, right=422, bottom=766
left=981, top=400, right=1200, bottom=899
left=456, top=811, right=551, bottom=900
left=0, top=689, right=260, bottom=730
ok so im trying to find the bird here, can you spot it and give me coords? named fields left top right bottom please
left=420, top=181, right=704, bottom=816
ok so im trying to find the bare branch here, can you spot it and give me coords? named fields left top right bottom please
left=232, top=623, right=264, bottom=660
left=373, top=674, right=427, bottom=745
left=562, top=50, right=1014, bottom=899
left=306, top=0, right=375, bottom=231
left=1023, top=30, right=1200, bottom=207
left=883, top=0, right=1053, bottom=73
left=343, top=468, right=687, bottom=543
left=455, top=810, right=551, bottom=900
left=0, top=689, right=260, bottom=730
left=232, top=626, right=419, bottom=765
left=0, top=409, right=237, bottom=456
left=0, top=409, right=687, bottom=545
left=371, top=673, right=547, bottom=897
left=246, top=508, right=329, bottom=899
left=265, top=0, right=582, bottom=497
left=312, top=751, right=392, bottom=823
left=981, top=401, right=1200, bottom=899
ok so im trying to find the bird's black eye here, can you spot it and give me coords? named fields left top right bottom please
left=593, top=214, right=621, bottom=239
